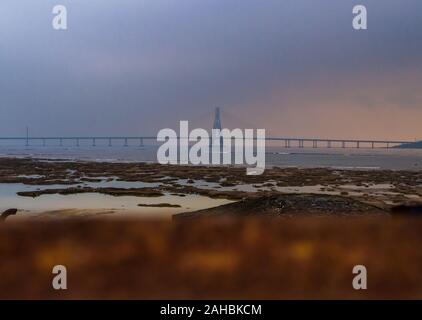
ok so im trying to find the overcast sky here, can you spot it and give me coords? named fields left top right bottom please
left=1, top=0, right=422, bottom=139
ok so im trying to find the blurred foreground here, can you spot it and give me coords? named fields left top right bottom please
left=0, top=217, right=421, bottom=299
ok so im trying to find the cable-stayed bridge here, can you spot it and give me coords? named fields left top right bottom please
left=0, top=136, right=410, bottom=149
left=0, top=109, right=413, bottom=149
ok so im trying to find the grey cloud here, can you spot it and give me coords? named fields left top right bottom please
left=1, top=0, right=422, bottom=137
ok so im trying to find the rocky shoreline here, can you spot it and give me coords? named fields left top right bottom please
left=174, top=194, right=389, bottom=220
left=1, top=157, right=422, bottom=219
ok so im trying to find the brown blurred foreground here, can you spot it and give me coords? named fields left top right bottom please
left=1, top=217, right=422, bottom=299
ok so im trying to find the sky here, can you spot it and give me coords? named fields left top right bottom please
left=1, top=0, right=422, bottom=140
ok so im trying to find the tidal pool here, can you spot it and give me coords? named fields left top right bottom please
left=0, top=182, right=233, bottom=220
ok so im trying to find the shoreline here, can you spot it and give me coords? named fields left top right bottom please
left=0, top=157, right=421, bottom=220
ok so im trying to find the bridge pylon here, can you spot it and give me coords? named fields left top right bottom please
left=213, top=107, right=222, bottom=131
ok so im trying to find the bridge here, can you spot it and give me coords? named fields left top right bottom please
left=0, top=109, right=413, bottom=149
left=0, top=136, right=410, bottom=149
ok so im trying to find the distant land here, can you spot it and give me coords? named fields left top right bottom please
left=396, top=141, right=422, bottom=149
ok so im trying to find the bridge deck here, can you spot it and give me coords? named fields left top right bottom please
left=0, top=136, right=412, bottom=149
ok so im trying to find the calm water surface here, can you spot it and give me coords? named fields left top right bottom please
left=1, top=145, right=422, bottom=170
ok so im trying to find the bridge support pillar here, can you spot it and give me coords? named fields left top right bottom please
left=108, top=138, right=112, bottom=147
left=342, top=141, right=345, bottom=148
left=372, top=142, right=375, bottom=149
left=313, top=140, right=317, bottom=148
left=299, top=140, right=304, bottom=148
left=327, top=141, right=332, bottom=148
left=59, top=138, right=63, bottom=147
left=139, top=138, right=144, bottom=147
left=42, top=139, right=46, bottom=147
left=76, top=138, right=80, bottom=147
left=357, top=141, right=360, bottom=148
left=92, top=138, right=96, bottom=147
left=124, top=138, right=128, bottom=147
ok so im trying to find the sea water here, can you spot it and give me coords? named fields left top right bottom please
left=0, top=145, right=421, bottom=170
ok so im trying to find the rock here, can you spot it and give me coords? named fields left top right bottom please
left=1, top=209, right=18, bottom=222
left=174, top=194, right=388, bottom=220
left=138, top=203, right=181, bottom=208
left=17, top=187, right=164, bottom=198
